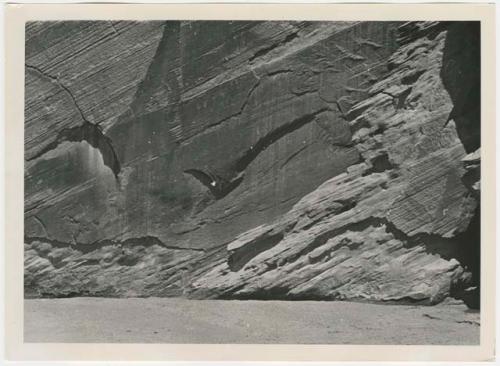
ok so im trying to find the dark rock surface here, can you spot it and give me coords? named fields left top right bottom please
left=24, top=21, right=480, bottom=305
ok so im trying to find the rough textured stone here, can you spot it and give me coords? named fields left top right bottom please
left=24, top=21, right=480, bottom=306
left=25, top=21, right=397, bottom=248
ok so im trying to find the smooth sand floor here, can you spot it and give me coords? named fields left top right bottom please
left=24, top=297, right=479, bottom=344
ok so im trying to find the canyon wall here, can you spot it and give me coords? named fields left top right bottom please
left=24, top=21, right=480, bottom=306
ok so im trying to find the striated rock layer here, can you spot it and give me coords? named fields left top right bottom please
left=24, top=21, right=480, bottom=306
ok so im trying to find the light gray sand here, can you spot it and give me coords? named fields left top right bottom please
left=24, top=298, right=479, bottom=344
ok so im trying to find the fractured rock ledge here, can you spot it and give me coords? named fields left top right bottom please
left=190, top=21, right=481, bottom=305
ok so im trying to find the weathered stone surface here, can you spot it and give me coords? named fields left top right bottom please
left=462, top=149, right=480, bottom=198
left=24, top=237, right=224, bottom=298
left=191, top=21, right=480, bottom=304
left=24, top=21, right=480, bottom=305
left=25, top=21, right=397, bottom=248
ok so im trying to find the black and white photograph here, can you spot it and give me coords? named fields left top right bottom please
left=18, top=9, right=488, bottom=351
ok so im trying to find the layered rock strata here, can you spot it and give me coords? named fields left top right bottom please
left=24, top=21, right=480, bottom=306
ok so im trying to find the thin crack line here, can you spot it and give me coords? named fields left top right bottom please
left=31, top=215, right=50, bottom=238
left=26, top=64, right=97, bottom=127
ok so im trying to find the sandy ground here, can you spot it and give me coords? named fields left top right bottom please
left=24, top=298, right=479, bottom=344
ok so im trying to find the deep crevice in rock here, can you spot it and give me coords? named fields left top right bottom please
left=248, top=31, right=299, bottom=63
left=25, top=65, right=121, bottom=178
left=266, top=69, right=293, bottom=77
left=25, top=235, right=205, bottom=255
left=220, top=288, right=433, bottom=304
left=401, top=69, right=426, bottom=85
left=380, top=88, right=412, bottom=110
left=297, top=200, right=358, bottom=232
left=185, top=108, right=331, bottom=199
left=228, top=231, right=285, bottom=272
left=361, top=153, right=395, bottom=176
left=439, top=21, right=481, bottom=308
left=26, top=120, right=121, bottom=178
left=440, top=21, right=481, bottom=153
left=397, top=21, right=450, bottom=46
left=448, top=208, right=480, bottom=309
left=183, top=169, right=244, bottom=200
left=232, top=108, right=331, bottom=173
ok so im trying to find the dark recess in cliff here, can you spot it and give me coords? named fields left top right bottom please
left=27, top=121, right=121, bottom=178
left=441, top=21, right=481, bottom=153
left=25, top=64, right=121, bottom=177
left=228, top=231, right=285, bottom=272
left=440, top=21, right=481, bottom=309
left=186, top=108, right=336, bottom=199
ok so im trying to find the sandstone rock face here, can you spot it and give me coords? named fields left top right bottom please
left=24, top=21, right=480, bottom=306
